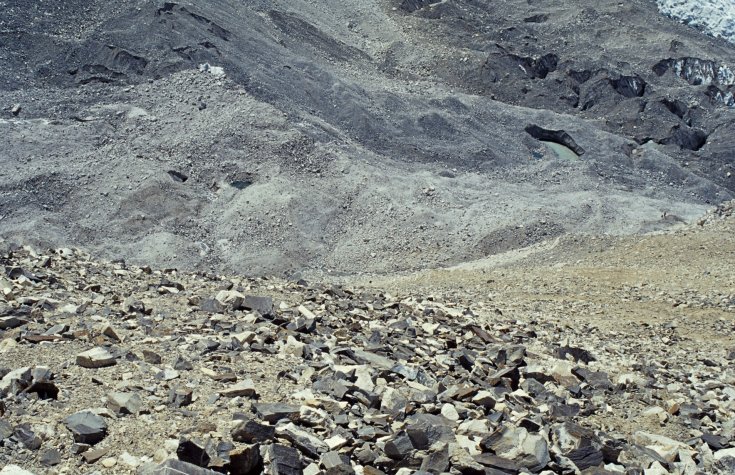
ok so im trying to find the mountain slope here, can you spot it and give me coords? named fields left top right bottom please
left=1, top=0, right=734, bottom=274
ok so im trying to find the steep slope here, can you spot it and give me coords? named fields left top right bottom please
left=1, top=0, right=734, bottom=274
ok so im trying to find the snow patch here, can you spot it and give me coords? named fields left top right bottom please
left=657, top=0, right=735, bottom=43
left=198, top=63, right=226, bottom=77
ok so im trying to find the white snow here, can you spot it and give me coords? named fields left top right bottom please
left=657, top=0, right=735, bottom=44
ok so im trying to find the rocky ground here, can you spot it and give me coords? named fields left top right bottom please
left=1, top=202, right=733, bottom=474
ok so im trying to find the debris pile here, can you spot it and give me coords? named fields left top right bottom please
left=0, top=242, right=734, bottom=474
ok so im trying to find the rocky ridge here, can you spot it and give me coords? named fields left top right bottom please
left=1, top=205, right=734, bottom=475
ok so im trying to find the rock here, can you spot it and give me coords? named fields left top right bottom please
left=482, top=425, right=550, bottom=472
left=265, top=444, right=303, bottom=475
left=0, top=316, right=28, bottom=329
left=108, top=391, right=144, bottom=415
left=254, top=403, right=300, bottom=423
left=552, top=422, right=605, bottom=470
left=283, top=335, right=306, bottom=357
left=321, top=451, right=355, bottom=475
left=572, top=367, right=612, bottom=390
left=200, top=298, right=225, bottom=313
left=82, top=446, right=110, bottom=463
left=420, top=444, right=450, bottom=474
left=243, top=295, right=273, bottom=316
left=220, top=379, right=256, bottom=397
left=13, top=423, right=41, bottom=450
left=0, top=419, right=11, bottom=440
left=10, top=104, right=21, bottom=116
left=142, top=350, right=163, bottom=364
left=381, top=387, right=408, bottom=416
left=232, top=419, right=276, bottom=443
left=177, top=439, right=211, bottom=467
left=149, top=459, right=221, bottom=474
left=440, top=403, right=460, bottom=422
left=169, top=387, right=194, bottom=407
left=76, top=347, right=117, bottom=368
left=40, top=448, right=62, bottom=466
left=174, top=355, right=194, bottom=371
left=214, top=290, right=244, bottom=310
left=64, top=411, right=108, bottom=445
left=384, top=431, right=414, bottom=460
left=702, top=433, right=729, bottom=450
left=714, top=447, right=735, bottom=460
left=0, top=465, right=35, bottom=475
left=156, top=367, right=180, bottom=381
left=120, top=452, right=141, bottom=468
left=230, top=444, right=263, bottom=475
left=632, top=432, right=694, bottom=463
left=474, top=453, right=522, bottom=473
left=276, top=422, right=328, bottom=458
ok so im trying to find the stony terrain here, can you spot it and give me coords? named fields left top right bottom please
left=0, top=202, right=733, bottom=474
left=1, top=0, right=735, bottom=275
left=1, top=2, right=735, bottom=474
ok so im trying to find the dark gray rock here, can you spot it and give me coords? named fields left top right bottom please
left=572, top=367, right=613, bottom=390
left=254, top=403, right=300, bottom=423
left=384, top=431, right=414, bottom=460
left=275, top=423, right=327, bottom=458
left=177, top=439, right=211, bottom=468
left=63, top=411, right=108, bottom=445
left=229, top=444, right=262, bottom=475
left=13, top=423, right=41, bottom=450
left=242, top=295, right=273, bottom=316
left=174, top=355, right=194, bottom=371
left=142, top=350, right=163, bottom=364
left=420, top=444, right=449, bottom=474
left=232, top=419, right=276, bottom=443
left=265, top=444, right=303, bottom=475
left=200, top=298, right=225, bottom=314
left=40, top=448, right=62, bottom=466
left=169, top=387, right=194, bottom=408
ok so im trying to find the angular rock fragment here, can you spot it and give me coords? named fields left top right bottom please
left=265, top=444, right=303, bottom=475
left=13, top=423, right=41, bottom=450
left=177, top=438, right=211, bottom=467
left=254, top=403, right=300, bottom=423
left=276, top=422, right=328, bottom=458
left=64, top=411, right=108, bottom=445
left=108, top=391, right=144, bottom=415
left=384, top=431, right=414, bottom=460
left=232, top=419, right=276, bottom=443
left=220, top=379, right=256, bottom=397
left=168, top=387, right=194, bottom=408
left=321, top=451, right=355, bottom=475
left=243, top=295, right=273, bottom=316
left=230, top=444, right=263, bottom=475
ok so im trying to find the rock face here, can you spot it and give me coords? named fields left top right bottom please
left=0, top=0, right=734, bottom=276
left=0, top=235, right=734, bottom=473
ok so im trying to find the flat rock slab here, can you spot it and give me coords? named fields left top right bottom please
left=76, top=347, right=116, bottom=368
left=220, top=379, right=256, bottom=397
left=254, top=403, right=300, bottom=423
